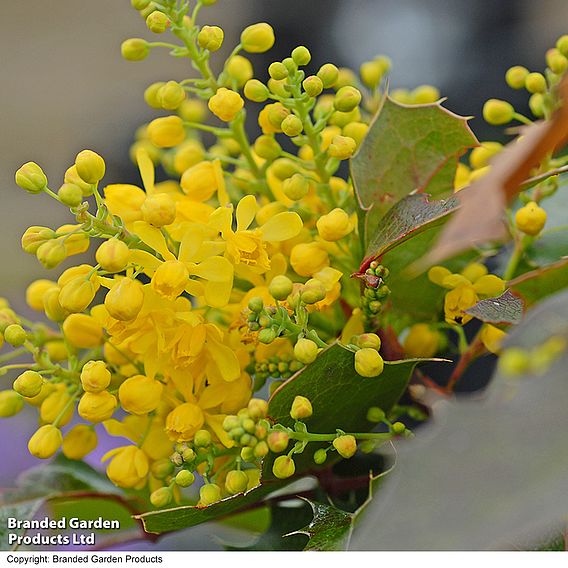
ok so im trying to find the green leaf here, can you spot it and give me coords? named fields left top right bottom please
left=510, top=258, right=568, bottom=306
left=464, top=289, right=523, bottom=324
left=351, top=289, right=568, bottom=550
left=0, top=497, right=44, bottom=550
left=289, top=498, right=354, bottom=551
left=351, top=97, right=477, bottom=244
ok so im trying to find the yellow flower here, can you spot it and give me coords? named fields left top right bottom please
left=444, top=285, right=478, bottom=325
left=480, top=324, right=507, bottom=354
left=102, top=445, right=149, bottom=489
left=165, top=402, right=205, bottom=442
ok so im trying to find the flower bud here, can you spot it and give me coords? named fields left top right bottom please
left=62, top=424, right=97, bottom=460
left=366, top=406, right=386, bottom=423
left=411, top=85, right=440, bottom=104
left=175, top=469, right=195, bottom=487
left=146, top=10, right=169, bottom=33
left=556, top=35, right=568, bottom=57
left=199, top=483, right=222, bottom=505
left=302, top=75, right=323, bottom=97
left=105, top=278, right=145, bottom=321
left=290, top=395, right=313, bottom=420
left=81, top=361, right=111, bottom=393
left=271, top=157, right=297, bottom=180
left=225, top=55, right=253, bottom=87
left=142, top=193, right=176, bottom=227
left=244, top=79, right=269, bottom=102
left=157, top=81, right=185, bottom=110
left=36, top=240, right=67, bottom=269
left=147, top=116, right=185, bottom=148
left=96, top=239, right=130, bottom=273
left=40, top=392, right=71, bottom=426
left=313, top=448, right=327, bottom=465
left=103, top=445, right=149, bottom=488
left=42, top=288, right=68, bottom=322
left=515, top=201, right=547, bottom=236
left=482, top=99, right=514, bottom=125
left=149, top=458, right=174, bottom=480
left=28, top=425, right=62, bottom=459
left=316, top=208, right=353, bottom=241
left=505, top=65, right=529, bottom=89
left=333, top=434, right=357, bottom=458
left=13, top=370, right=43, bottom=398
left=294, top=338, right=319, bottom=364
left=0, top=390, right=24, bottom=417
left=57, top=183, right=83, bottom=207
left=360, top=60, right=383, bottom=89
left=267, top=431, right=289, bottom=453
left=151, top=260, right=189, bottom=300
left=21, top=226, right=56, bottom=254
left=290, top=242, right=329, bottom=277
left=300, top=280, right=326, bottom=304
left=267, top=103, right=290, bottom=130
left=225, top=470, right=248, bottom=494
left=150, top=487, right=172, bottom=508
left=282, top=173, right=309, bottom=201
left=258, top=328, right=277, bottom=344
left=241, top=23, right=275, bottom=53
left=75, top=150, right=105, bottom=184
left=78, top=391, right=117, bottom=423
left=63, top=314, right=104, bottom=349
left=525, top=72, right=547, bottom=94
left=356, top=333, right=382, bottom=350
left=247, top=399, right=268, bottom=420
left=334, top=86, right=361, bottom=112
left=403, top=324, right=439, bottom=358
left=119, top=374, right=163, bottom=415
left=4, top=324, right=27, bottom=347
left=59, top=276, right=97, bottom=313
left=268, top=275, right=294, bottom=301
left=26, top=279, right=57, bottom=311
left=144, top=82, right=165, bottom=109
left=342, top=121, right=368, bottom=147
left=254, top=135, right=282, bottom=161
left=317, top=63, right=339, bottom=88
left=354, top=348, right=384, bottom=377
left=546, top=48, right=568, bottom=74
left=198, top=25, right=224, bottom=51
left=208, top=88, right=244, bottom=122
left=121, top=38, right=150, bottom=61
left=328, top=135, right=357, bottom=160
left=194, top=429, right=212, bottom=447
left=15, top=162, right=48, bottom=193
left=281, top=114, right=303, bottom=137
left=272, top=455, right=295, bottom=479
left=292, top=45, right=311, bottom=66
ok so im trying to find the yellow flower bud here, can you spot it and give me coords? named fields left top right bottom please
left=63, top=313, right=104, bottom=349
left=0, top=390, right=24, bottom=417
left=241, top=23, right=275, bottom=53
left=225, top=470, right=249, bottom=495
left=546, top=48, right=568, bottom=75
left=328, top=135, right=357, bottom=160
left=95, top=239, right=130, bottom=273
left=333, top=435, right=357, bottom=458
left=271, top=157, right=297, bottom=180
left=165, top=402, right=205, bottom=442
left=15, top=162, right=48, bottom=193
left=303, top=75, right=324, bottom=97
left=268, top=61, right=288, bottom=81
left=290, top=395, right=313, bottom=420
left=292, top=45, right=311, bottom=66
left=244, top=79, right=269, bottom=102
left=173, top=140, right=205, bottom=174
left=483, top=99, right=514, bottom=125
left=403, top=324, right=440, bottom=358
left=281, top=114, right=303, bottom=137
left=80, top=360, right=111, bottom=393
left=472, top=275, right=505, bottom=298
left=78, top=391, right=117, bottom=423
left=58, top=183, right=84, bottom=207
left=40, top=389, right=74, bottom=426
left=13, top=370, right=43, bottom=398
left=225, top=55, right=253, bottom=87
left=529, top=93, right=545, bottom=118
left=58, top=276, right=97, bottom=313
left=266, top=275, right=293, bottom=301
left=197, top=25, right=224, bottom=51
left=4, top=324, right=27, bottom=347
left=21, top=226, right=56, bottom=254
left=291, top=242, right=329, bottom=277
left=103, top=445, right=149, bottom=489
left=253, top=135, right=281, bottom=161
left=28, top=425, right=62, bottom=459
left=43, top=287, right=69, bottom=322
left=480, top=324, right=507, bottom=355
left=64, top=165, right=94, bottom=196
left=247, top=398, right=268, bottom=420
left=121, top=38, right=150, bottom=61
left=142, top=193, right=176, bottom=227
left=151, top=260, right=189, bottom=300
left=45, top=340, right=68, bottom=362
left=334, top=86, right=361, bottom=112
left=300, top=280, right=326, bottom=304
left=75, top=150, right=106, bottom=184
left=157, top=80, right=185, bottom=110
left=282, top=173, right=309, bottom=201
left=199, top=483, right=222, bottom=505
left=505, top=65, right=529, bottom=89
left=180, top=160, right=221, bottom=200
left=0, top=308, right=19, bottom=333
left=267, top=431, right=289, bottom=453
left=360, top=60, right=384, bottom=89
left=525, top=72, right=547, bottom=94
left=178, top=98, right=208, bottom=123
left=268, top=78, right=288, bottom=97
left=208, top=88, right=244, bottom=122
left=105, top=277, right=145, bottom=321
left=356, top=333, right=382, bottom=350
left=515, top=201, right=547, bottom=236
left=146, top=10, right=169, bottom=33
left=411, top=85, right=440, bottom=104
left=272, top=455, right=295, bottom=479
left=335, top=67, right=358, bottom=89
left=469, top=142, right=503, bottom=170
left=26, top=279, right=57, bottom=311
left=317, top=63, right=339, bottom=88
left=119, top=374, right=163, bottom=415
left=343, top=122, right=368, bottom=148
left=36, top=240, right=67, bottom=269
left=316, top=208, right=353, bottom=241
left=144, top=81, right=165, bottom=109
left=63, top=425, right=97, bottom=460
left=294, top=338, right=319, bottom=364
left=147, top=116, right=185, bottom=148
left=150, top=487, right=173, bottom=508
left=354, top=348, right=384, bottom=377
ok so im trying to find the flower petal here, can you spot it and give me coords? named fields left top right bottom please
left=236, top=195, right=258, bottom=232
left=260, top=211, right=303, bottom=241
left=136, top=147, right=155, bottom=195
left=132, top=221, right=176, bottom=261
left=179, top=224, right=205, bottom=263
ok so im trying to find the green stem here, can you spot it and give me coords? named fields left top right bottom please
left=289, top=430, right=393, bottom=443
left=0, top=347, right=28, bottom=365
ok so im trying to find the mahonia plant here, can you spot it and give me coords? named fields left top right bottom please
left=1, top=0, right=568, bottom=523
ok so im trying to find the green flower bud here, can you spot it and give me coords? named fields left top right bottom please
left=150, top=487, right=172, bottom=508
left=313, top=448, right=327, bottom=465
left=282, top=173, right=309, bottom=201
left=197, top=25, right=224, bottom=51
left=4, top=324, right=27, bottom=347
left=272, top=455, right=295, bottom=479
left=15, top=162, right=48, bottom=194
left=290, top=395, right=313, bottom=420
left=241, top=23, right=275, bottom=53
left=317, top=63, right=339, bottom=88
left=294, top=338, right=319, bottom=364
left=334, top=86, right=362, bottom=112
left=557, top=35, right=568, bottom=57
left=268, top=275, right=294, bottom=300
left=150, top=458, right=175, bottom=480
left=254, top=135, right=282, bottom=161
left=194, top=429, right=212, bottom=447
left=302, top=75, right=324, bottom=97
left=248, top=296, right=264, bottom=313
left=505, top=65, right=529, bottom=89
left=244, top=79, right=269, bottom=102
left=158, top=81, right=186, bottom=110
left=525, top=72, right=546, bottom=94
left=333, top=434, right=357, bottom=458
left=281, top=114, right=303, bottom=137
left=75, top=150, right=105, bottom=184
left=335, top=67, right=358, bottom=89
left=546, top=48, right=568, bottom=74
left=240, top=446, right=254, bottom=461
left=199, top=483, right=222, bottom=505
left=300, top=280, right=326, bottom=304
left=482, top=99, right=514, bottom=125
left=268, top=61, right=288, bottom=80
left=225, top=470, right=249, bottom=494
left=13, top=371, right=43, bottom=398
left=366, top=406, right=385, bottom=423
left=223, top=415, right=240, bottom=432
left=248, top=398, right=268, bottom=420
left=529, top=93, right=545, bottom=118
left=328, top=135, right=357, bottom=160
left=175, top=469, right=195, bottom=487
left=0, top=391, right=24, bottom=418
left=258, top=328, right=277, bottom=344
left=121, top=38, right=150, bottom=61
left=292, top=46, right=311, bottom=66
left=182, top=447, right=196, bottom=462
left=267, top=78, right=289, bottom=97
left=360, top=60, right=383, bottom=89
left=392, top=422, right=406, bottom=434
left=411, top=85, right=440, bottom=104
left=271, top=158, right=297, bottom=180
left=267, top=431, right=289, bottom=453
left=57, top=183, right=83, bottom=207
left=146, top=10, right=169, bottom=33
left=131, top=0, right=151, bottom=9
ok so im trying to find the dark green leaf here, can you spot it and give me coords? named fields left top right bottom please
left=464, top=289, right=523, bottom=324
left=510, top=258, right=568, bottom=306
left=0, top=498, right=44, bottom=550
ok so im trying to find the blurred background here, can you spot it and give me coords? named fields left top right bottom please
left=1, top=0, right=567, bottom=550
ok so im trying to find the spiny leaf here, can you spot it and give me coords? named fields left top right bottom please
left=464, top=289, right=523, bottom=324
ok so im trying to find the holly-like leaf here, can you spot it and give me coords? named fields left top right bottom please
left=509, top=258, right=568, bottom=306
left=351, top=289, right=568, bottom=550
left=464, top=289, right=523, bottom=324
left=288, top=499, right=354, bottom=551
